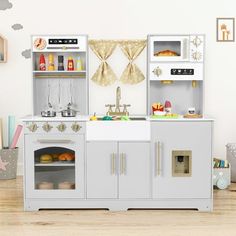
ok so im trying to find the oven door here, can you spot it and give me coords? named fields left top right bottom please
left=149, top=36, right=189, bottom=62
left=25, top=134, right=84, bottom=199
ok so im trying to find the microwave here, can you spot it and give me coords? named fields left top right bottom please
left=148, top=35, right=204, bottom=62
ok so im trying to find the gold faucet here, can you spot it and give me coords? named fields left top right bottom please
left=115, top=86, right=121, bottom=113
left=105, top=86, right=131, bottom=116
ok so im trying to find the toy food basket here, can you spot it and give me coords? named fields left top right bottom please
left=0, top=148, right=18, bottom=179
left=226, top=143, right=236, bottom=182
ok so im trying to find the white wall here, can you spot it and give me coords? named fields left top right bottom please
left=0, top=0, right=236, bottom=174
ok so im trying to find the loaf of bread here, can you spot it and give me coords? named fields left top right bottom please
left=154, top=50, right=179, bottom=56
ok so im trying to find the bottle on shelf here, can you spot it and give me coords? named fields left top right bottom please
left=67, top=57, right=74, bottom=71
left=39, top=54, right=46, bottom=71
left=48, top=54, right=55, bottom=71
left=76, top=56, right=83, bottom=71
left=58, top=55, right=64, bottom=71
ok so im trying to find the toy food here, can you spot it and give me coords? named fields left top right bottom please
left=48, top=54, right=55, bottom=71
left=58, top=181, right=75, bottom=189
left=164, top=100, right=172, bottom=114
left=37, top=182, right=54, bottom=189
left=58, top=153, right=75, bottom=162
left=90, top=113, right=97, bottom=121
left=39, top=54, right=46, bottom=71
left=67, top=57, right=74, bottom=71
left=51, top=153, right=59, bottom=161
left=102, top=116, right=113, bottom=121
left=40, top=154, right=53, bottom=163
left=154, top=50, right=179, bottom=57
left=120, top=116, right=130, bottom=121
left=152, top=103, right=164, bottom=114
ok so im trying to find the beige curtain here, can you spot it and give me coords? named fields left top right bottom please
left=89, top=40, right=117, bottom=86
left=119, top=40, right=146, bottom=84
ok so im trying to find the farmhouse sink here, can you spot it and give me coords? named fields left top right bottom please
left=86, top=119, right=150, bottom=141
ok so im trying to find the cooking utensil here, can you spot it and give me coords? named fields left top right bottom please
left=61, top=104, right=77, bottom=117
left=41, top=110, right=56, bottom=117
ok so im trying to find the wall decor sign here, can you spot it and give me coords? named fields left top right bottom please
left=217, top=18, right=235, bottom=42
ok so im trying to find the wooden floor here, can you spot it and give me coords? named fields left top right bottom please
left=0, top=178, right=236, bottom=236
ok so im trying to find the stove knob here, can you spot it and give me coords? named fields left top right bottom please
left=42, top=122, right=53, bottom=132
left=71, top=123, right=81, bottom=132
left=27, top=123, right=38, bottom=132
left=57, top=123, right=66, bottom=132
left=152, top=66, right=162, bottom=77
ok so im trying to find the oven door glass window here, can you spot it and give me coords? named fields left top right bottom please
left=34, top=147, right=75, bottom=190
left=153, top=41, right=181, bottom=57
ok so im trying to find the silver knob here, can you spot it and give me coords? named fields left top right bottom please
left=42, top=122, right=53, bottom=132
left=71, top=123, right=81, bottom=132
left=152, top=66, right=162, bottom=77
left=27, top=123, right=38, bottom=132
left=57, top=123, right=66, bottom=132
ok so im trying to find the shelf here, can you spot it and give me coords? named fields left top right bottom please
left=35, top=161, right=75, bottom=167
left=33, top=70, right=86, bottom=78
left=0, top=34, right=7, bottom=63
left=150, top=79, right=203, bottom=82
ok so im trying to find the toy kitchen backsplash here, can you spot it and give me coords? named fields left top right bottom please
left=31, top=34, right=204, bottom=119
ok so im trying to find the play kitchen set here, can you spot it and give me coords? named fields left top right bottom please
left=22, top=34, right=213, bottom=211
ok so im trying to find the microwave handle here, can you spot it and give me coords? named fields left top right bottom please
left=182, top=38, right=188, bottom=60
left=37, top=139, right=73, bottom=144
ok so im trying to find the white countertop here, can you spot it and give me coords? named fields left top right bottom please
left=21, top=115, right=214, bottom=122
left=21, top=115, right=90, bottom=122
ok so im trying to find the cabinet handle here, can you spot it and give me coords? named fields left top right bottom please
left=111, top=153, right=116, bottom=175
left=123, top=153, right=126, bottom=175
left=37, top=139, right=72, bottom=144
left=155, top=141, right=162, bottom=176
left=120, top=153, right=124, bottom=175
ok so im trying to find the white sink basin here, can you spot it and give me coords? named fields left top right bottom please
left=86, top=120, right=150, bottom=141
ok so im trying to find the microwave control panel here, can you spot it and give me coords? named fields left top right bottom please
left=171, top=68, right=194, bottom=75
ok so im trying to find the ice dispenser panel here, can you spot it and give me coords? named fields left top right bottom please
left=172, top=150, right=192, bottom=177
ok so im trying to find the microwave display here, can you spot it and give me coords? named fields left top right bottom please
left=48, top=39, right=78, bottom=45
left=171, top=69, right=194, bottom=75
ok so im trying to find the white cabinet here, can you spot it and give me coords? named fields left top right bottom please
left=86, top=142, right=118, bottom=198
left=119, top=143, right=150, bottom=199
left=151, top=121, right=212, bottom=199
left=86, top=141, right=150, bottom=199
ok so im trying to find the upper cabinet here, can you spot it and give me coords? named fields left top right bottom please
left=148, top=35, right=205, bottom=116
left=31, top=35, right=89, bottom=116
left=0, top=34, right=7, bottom=63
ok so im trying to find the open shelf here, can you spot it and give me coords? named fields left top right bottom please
left=0, top=34, right=7, bottom=63
left=35, top=161, right=75, bottom=167
left=33, top=70, right=86, bottom=78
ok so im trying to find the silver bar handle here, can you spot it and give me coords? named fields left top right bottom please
left=155, top=141, right=162, bottom=176
left=120, top=153, right=124, bottom=175
left=111, top=153, right=116, bottom=175
left=37, top=139, right=72, bottom=144
left=123, top=153, right=126, bottom=175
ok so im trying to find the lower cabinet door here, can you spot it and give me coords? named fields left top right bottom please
left=119, top=142, right=150, bottom=199
left=152, top=122, right=212, bottom=199
left=87, top=141, right=118, bottom=198
left=25, top=134, right=84, bottom=199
